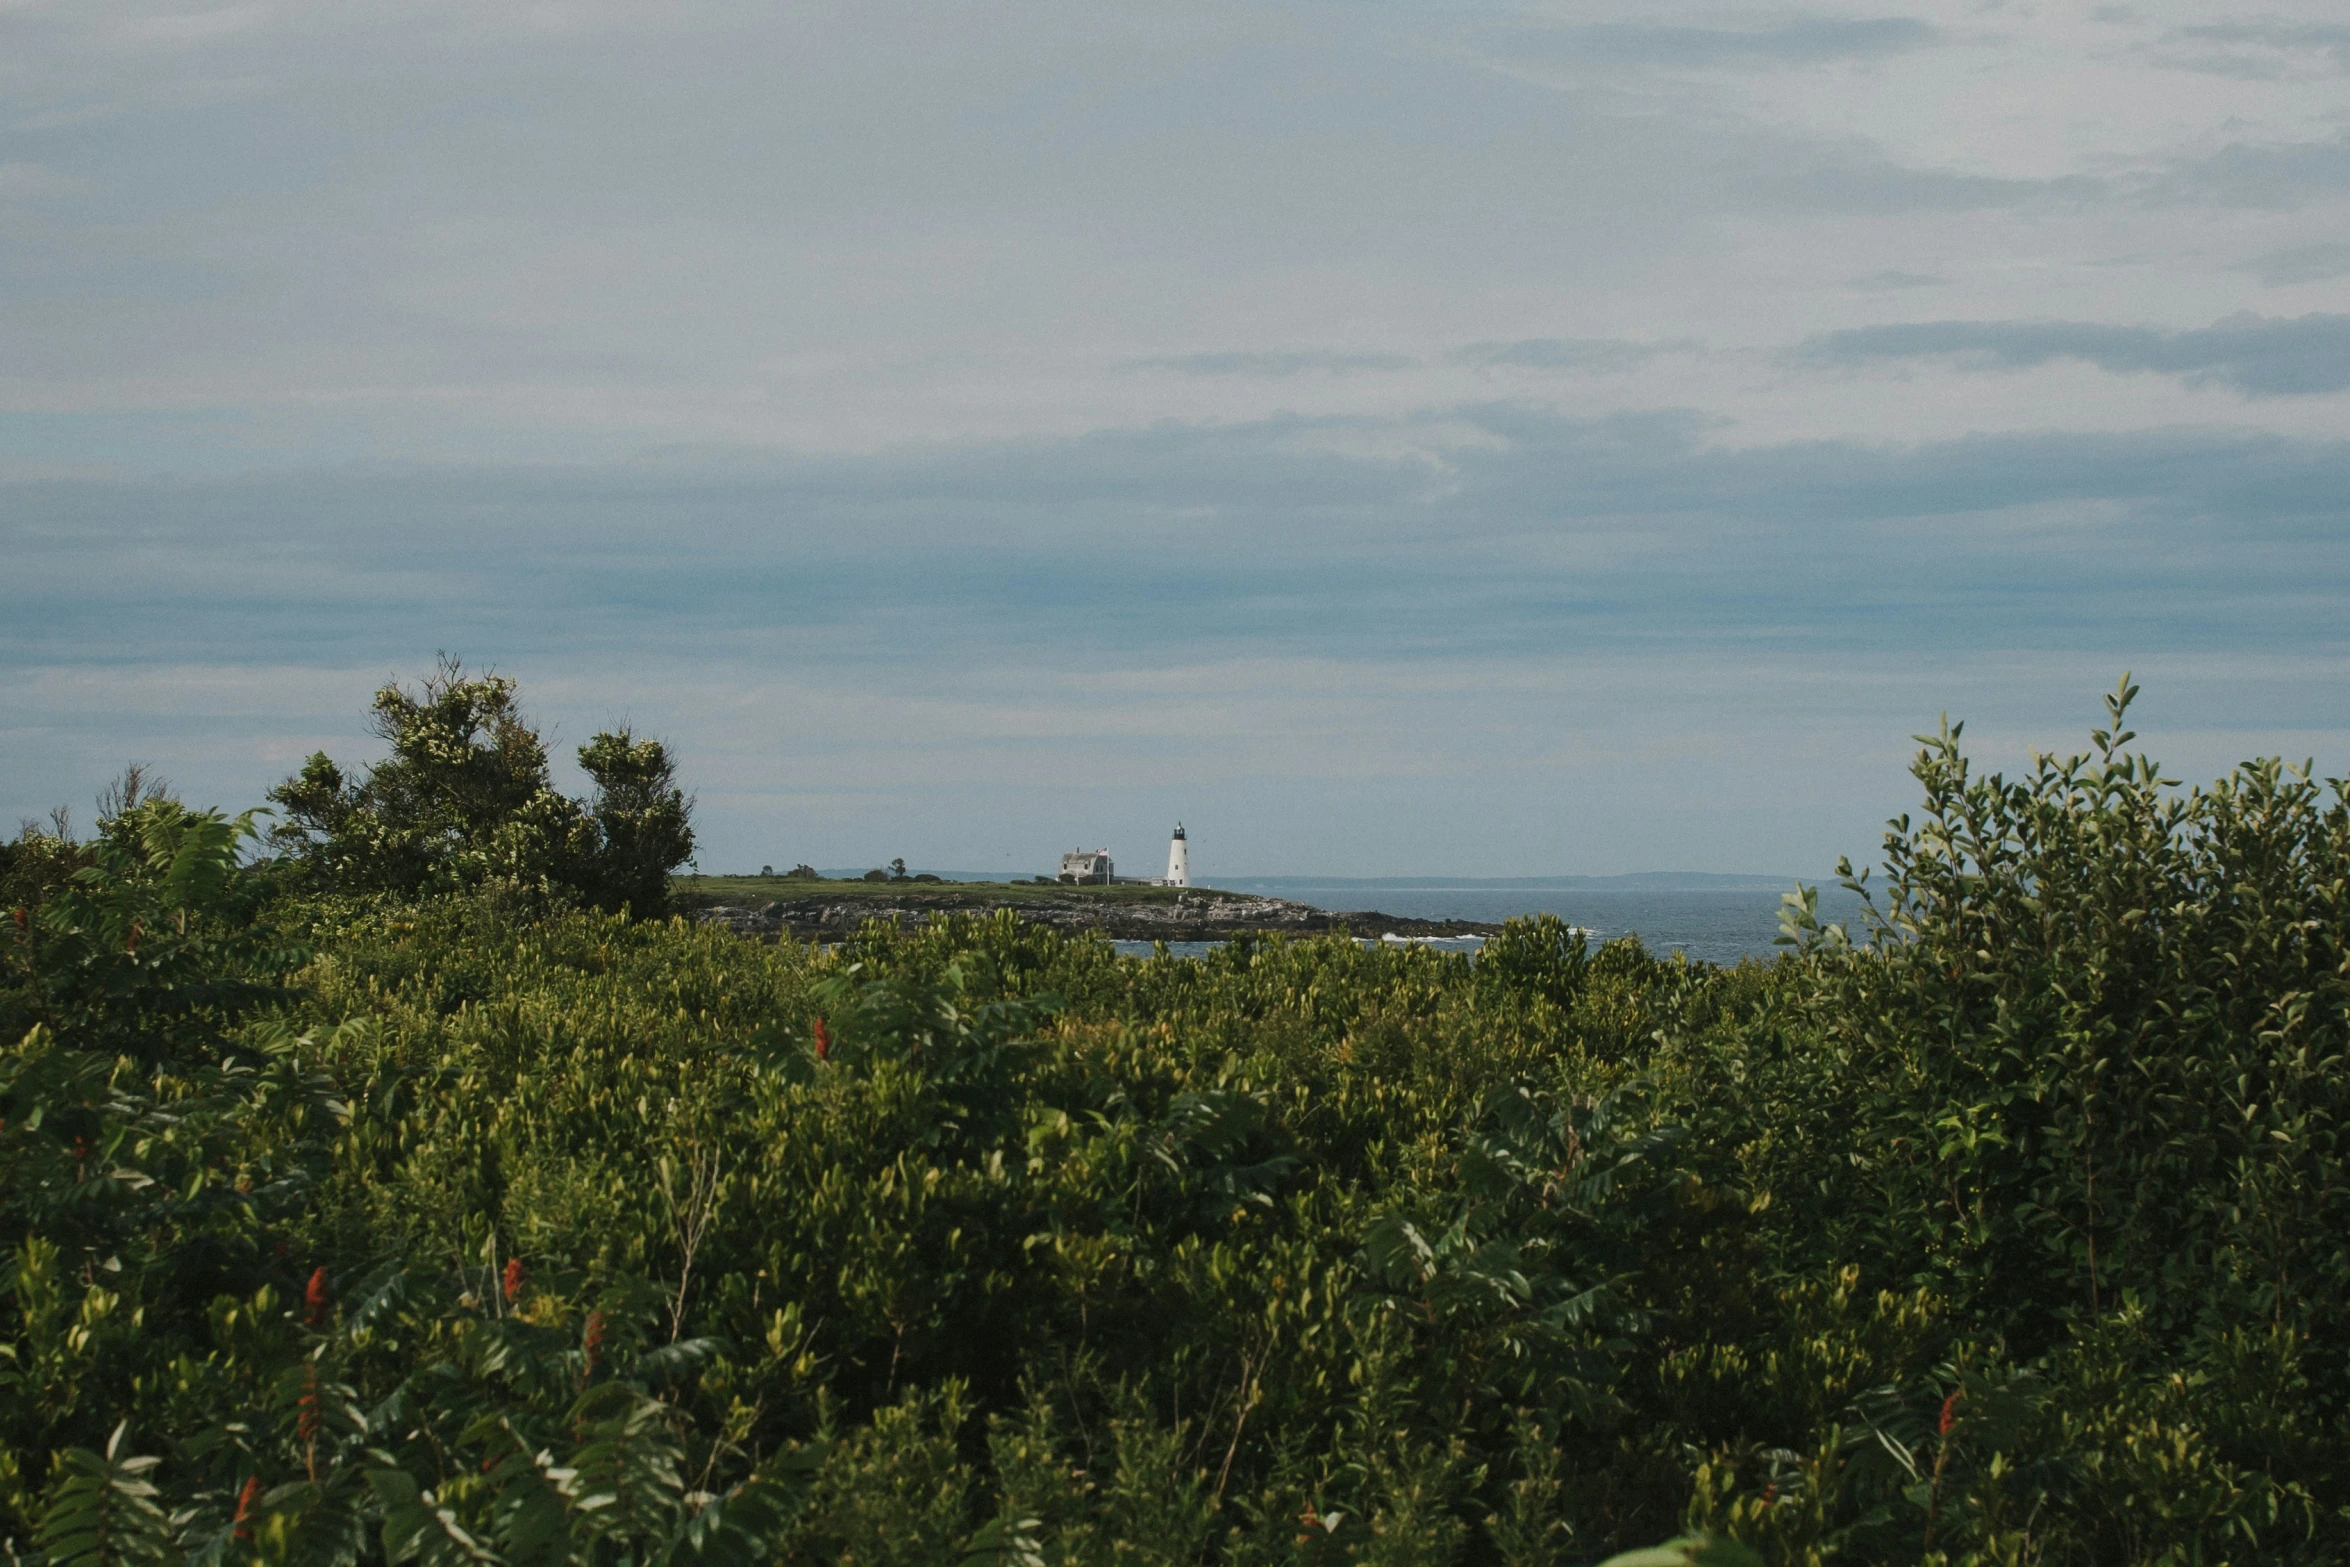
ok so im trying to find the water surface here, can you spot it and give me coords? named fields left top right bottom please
left=1114, top=878, right=1869, bottom=967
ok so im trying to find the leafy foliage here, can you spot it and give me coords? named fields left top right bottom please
left=37, top=1425, right=175, bottom=1567
left=267, top=659, right=692, bottom=916
left=2, top=792, right=297, bottom=1061
left=4, top=679, right=2347, bottom=1563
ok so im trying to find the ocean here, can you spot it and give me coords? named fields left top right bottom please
left=1117, top=876, right=1871, bottom=967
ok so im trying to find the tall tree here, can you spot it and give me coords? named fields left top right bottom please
left=268, top=657, right=693, bottom=914
left=578, top=727, right=695, bottom=916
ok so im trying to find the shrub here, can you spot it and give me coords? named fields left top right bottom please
left=267, top=657, right=693, bottom=916
left=5, top=683, right=2345, bottom=1564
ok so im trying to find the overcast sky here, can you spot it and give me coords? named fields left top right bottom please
left=5, top=0, right=2346, bottom=878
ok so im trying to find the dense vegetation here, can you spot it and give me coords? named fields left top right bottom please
left=266, top=659, right=694, bottom=918
left=2, top=680, right=2345, bottom=1565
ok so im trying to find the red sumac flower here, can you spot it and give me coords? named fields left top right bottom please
left=305, top=1267, right=331, bottom=1326
left=503, top=1257, right=524, bottom=1301
left=233, top=1475, right=262, bottom=1541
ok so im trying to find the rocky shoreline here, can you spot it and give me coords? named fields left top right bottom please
left=686, top=891, right=1499, bottom=943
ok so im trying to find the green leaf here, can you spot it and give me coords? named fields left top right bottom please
left=37, top=1425, right=176, bottom=1567
left=961, top=1513, right=1048, bottom=1567
left=1597, top=1536, right=1767, bottom=1567
left=369, top=1467, right=499, bottom=1565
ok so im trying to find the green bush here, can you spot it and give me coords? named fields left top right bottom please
left=2, top=682, right=2345, bottom=1564
left=267, top=659, right=693, bottom=917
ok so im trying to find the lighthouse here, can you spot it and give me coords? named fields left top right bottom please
left=1165, top=823, right=1189, bottom=887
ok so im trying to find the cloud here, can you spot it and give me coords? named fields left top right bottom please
left=2232, top=242, right=2350, bottom=287
left=1120, top=350, right=1416, bottom=377
left=1447, top=339, right=1678, bottom=372
left=4, top=1, right=2349, bottom=876
left=0, top=162, right=82, bottom=199
left=9, top=407, right=2345, bottom=678
left=1792, top=312, right=2350, bottom=397
left=2158, top=20, right=2350, bottom=78
left=1846, top=270, right=1947, bottom=291
left=1493, top=17, right=1940, bottom=69
left=10, top=408, right=2346, bottom=872
left=2142, top=134, right=2350, bottom=210
left=1757, top=153, right=2103, bottom=214
left=105, top=5, right=274, bottom=47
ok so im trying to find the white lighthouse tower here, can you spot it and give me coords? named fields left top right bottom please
left=1164, top=823, right=1189, bottom=887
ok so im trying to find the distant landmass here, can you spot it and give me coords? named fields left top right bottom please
left=694, top=869, right=1845, bottom=960
left=834, top=870, right=1802, bottom=891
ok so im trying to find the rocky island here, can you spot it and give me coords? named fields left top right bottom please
left=672, top=874, right=1497, bottom=943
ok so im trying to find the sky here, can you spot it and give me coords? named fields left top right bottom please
left=4, top=0, right=2346, bottom=879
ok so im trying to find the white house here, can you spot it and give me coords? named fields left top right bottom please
left=1058, top=849, right=1114, bottom=884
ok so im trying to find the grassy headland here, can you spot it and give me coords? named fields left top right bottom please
left=670, top=873, right=1499, bottom=941
left=675, top=873, right=1227, bottom=907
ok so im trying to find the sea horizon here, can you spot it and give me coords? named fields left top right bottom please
left=774, top=868, right=1865, bottom=965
